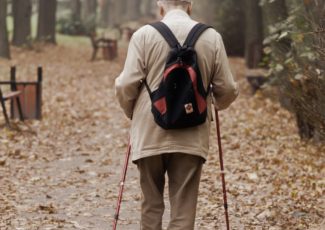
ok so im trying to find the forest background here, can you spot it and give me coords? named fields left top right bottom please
left=0, top=0, right=324, bottom=229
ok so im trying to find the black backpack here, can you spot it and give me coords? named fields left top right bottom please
left=144, top=22, right=212, bottom=130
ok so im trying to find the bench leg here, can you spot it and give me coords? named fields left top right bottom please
left=1, top=99, right=11, bottom=128
left=91, top=48, right=98, bottom=61
left=15, top=97, right=24, bottom=121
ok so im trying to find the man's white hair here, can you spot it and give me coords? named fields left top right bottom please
left=157, top=0, right=192, bottom=11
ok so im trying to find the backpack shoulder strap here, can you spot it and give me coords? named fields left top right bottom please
left=184, top=23, right=212, bottom=48
left=150, top=21, right=180, bottom=48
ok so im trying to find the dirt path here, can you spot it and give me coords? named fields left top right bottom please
left=0, top=44, right=324, bottom=230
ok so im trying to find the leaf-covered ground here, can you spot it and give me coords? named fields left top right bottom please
left=0, top=42, right=324, bottom=230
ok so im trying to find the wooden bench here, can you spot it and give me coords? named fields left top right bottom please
left=89, top=33, right=118, bottom=61
left=0, top=67, right=24, bottom=128
left=0, top=66, right=43, bottom=128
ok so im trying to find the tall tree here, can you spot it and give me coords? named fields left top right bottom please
left=12, top=0, right=32, bottom=46
left=125, top=0, right=141, bottom=21
left=81, top=0, right=98, bottom=33
left=70, top=0, right=81, bottom=22
left=107, top=0, right=116, bottom=27
left=194, top=0, right=245, bottom=56
left=141, top=0, right=155, bottom=17
left=99, top=0, right=126, bottom=28
left=99, top=0, right=109, bottom=27
left=0, top=0, right=10, bottom=59
left=82, top=0, right=97, bottom=21
left=37, top=0, right=57, bottom=43
left=215, top=0, right=245, bottom=56
left=244, top=0, right=263, bottom=68
left=107, top=0, right=126, bottom=27
left=115, top=0, right=126, bottom=23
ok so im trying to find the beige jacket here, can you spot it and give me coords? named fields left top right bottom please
left=115, top=10, right=238, bottom=162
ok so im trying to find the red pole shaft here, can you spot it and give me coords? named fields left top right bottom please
left=112, top=141, right=131, bottom=230
left=215, top=109, right=230, bottom=230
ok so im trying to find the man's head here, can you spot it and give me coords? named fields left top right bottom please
left=157, top=0, right=193, bottom=17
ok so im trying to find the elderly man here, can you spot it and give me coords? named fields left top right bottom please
left=115, top=0, right=238, bottom=229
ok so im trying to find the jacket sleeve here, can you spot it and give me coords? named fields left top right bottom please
left=115, top=30, right=146, bottom=119
left=211, top=33, right=239, bottom=110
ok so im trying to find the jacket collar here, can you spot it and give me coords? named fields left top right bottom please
left=163, top=9, right=190, bottom=21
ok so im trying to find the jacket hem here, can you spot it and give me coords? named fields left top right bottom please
left=131, top=148, right=208, bottom=164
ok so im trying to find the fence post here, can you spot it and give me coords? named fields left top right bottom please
left=10, top=66, right=16, bottom=119
left=36, top=66, right=43, bottom=120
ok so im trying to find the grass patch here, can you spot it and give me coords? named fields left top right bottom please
left=56, top=34, right=90, bottom=47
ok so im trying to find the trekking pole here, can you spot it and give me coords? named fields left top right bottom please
left=214, top=108, right=230, bottom=230
left=112, top=138, right=131, bottom=230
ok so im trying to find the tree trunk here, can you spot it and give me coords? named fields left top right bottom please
left=0, top=0, right=10, bottom=59
left=115, top=0, right=126, bottom=23
left=106, top=0, right=126, bottom=27
left=99, top=0, right=109, bottom=27
left=70, top=0, right=81, bottom=22
left=99, top=0, right=126, bottom=28
left=81, top=0, right=98, bottom=33
left=244, top=0, right=263, bottom=68
left=193, top=0, right=245, bottom=56
left=126, top=0, right=141, bottom=21
left=107, top=0, right=116, bottom=27
left=142, top=0, right=155, bottom=17
left=37, top=0, right=57, bottom=43
left=12, top=0, right=32, bottom=46
left=82, top=0, right=97, bottom=21
left=215, top=0, right=245, bottom=56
